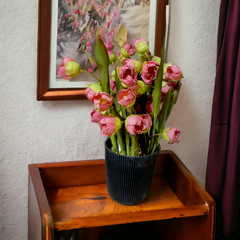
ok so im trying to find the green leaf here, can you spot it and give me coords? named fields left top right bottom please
left=152, top=44, right=164, bottom=118
left=165, top=82, right=182, bottom=122
left=148, top=44, right=164, bottom=153
left=151, top=88, right=172, bottom=153
left=95, top=34, right=110, bottom=94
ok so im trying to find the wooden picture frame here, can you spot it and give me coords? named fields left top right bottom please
left=37, top=0, right=168, bottom=101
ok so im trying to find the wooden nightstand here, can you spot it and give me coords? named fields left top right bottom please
left=28, top=150, right=215, bottom=240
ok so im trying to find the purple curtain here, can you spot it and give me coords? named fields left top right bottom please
left=206, top=0, right=240, bottom=239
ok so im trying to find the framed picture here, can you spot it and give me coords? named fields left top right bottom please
left=37, top=0, right=168, bottom=101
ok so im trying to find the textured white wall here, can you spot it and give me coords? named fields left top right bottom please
left=0, top=0, right=220, bottom=239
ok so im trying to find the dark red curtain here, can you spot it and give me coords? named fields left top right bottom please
left=206, top=0, right=240, bottom=239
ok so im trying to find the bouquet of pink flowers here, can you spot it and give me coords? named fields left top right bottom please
left=58, top=35, right=182, bottom=156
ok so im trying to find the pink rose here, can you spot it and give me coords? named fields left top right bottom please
left=145, top=101, right=153, bottom=114
left=162, top=127, right=181, bottom=143
left=98, top=116, right=122, bottom=136
left=57, top=57, right=81, bottom=80
left=91, top=109, right=104, bottom=123
left=141, top=61, right=159, bottom=84
left=164, top=63, right=182, bottom=81
left=125, top=115, right=146, bottom=135
left=121, top=43, right=136, bottom=57
left=141, top=114, right=152, bottom=132
left=119, top=65, right=138, bottom=87
left=118, top=89, right=136, bottom=108
left=92, top=92, right=113, bottom=111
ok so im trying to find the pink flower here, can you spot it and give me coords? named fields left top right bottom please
left=91, top=109, right=104, bottom=123
left=74, top=19, right=78, bottom=28
left=121, top=43, right=136, bottom=57
left=128, top=80, right=147, bottom=97
left=162, top=127, right=181, bottom=143
left=145, top=101, right=153, bottom=114
left=57, top=57, right=81, bottom=80
left=141, top=114, right=152, bottom=132
left=161, top=81, right=171, bottom=97
left=164, top=63, right=182, bottom=81
left=110, top=80, right=116, bottom=92
left=85, top=88, right=96, bottom=102
left=141, top=61, right=159, bottom=84
left=118, top=65, right=138, bottom=87
left=105, top=42, right=114, bottom=50
left=92, top=92, right=113, bottom=111
left=98, top=116, right=122, bottom=136
left=64, top=14, right=68, bottom=18
left=123, top=59, right=142, bottom=73
left=125, top=115, right=146, bottom=135
left=118, top=89, right=136, bottom=108
left=134, top=38, right=149, bottom=54
left=85, top=83, right=102, bottom=102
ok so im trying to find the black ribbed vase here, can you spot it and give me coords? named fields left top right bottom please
left=105, top=139, right=160, bottom=206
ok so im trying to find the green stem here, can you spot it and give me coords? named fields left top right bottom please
left=110, top=135, right=118, bottom=153
left=116, top=131, right=126, bottom=155
left=82, top=70, right=100, bottom=82
left=126, top=132, right=130, bottom=156
left=131, top=135, right=139, bottom=157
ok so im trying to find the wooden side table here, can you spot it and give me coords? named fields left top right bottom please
left=28, top=150, right=215, bottom=240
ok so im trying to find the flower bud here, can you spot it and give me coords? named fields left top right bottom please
left=151, top=56, right=161, bottom=65
left=162, top=127, right=181, bottom=143
left=123, top=59, right=142, bottom=73
left=145, top=101, right=153, bottom=114
left=128, top=81, right=147, bottom=97
left=85, top=83, right=102, bottom=102
left=110, top=80, right=116, bottom=92
left=118, top=65, right=138, bottom=87
left=57, top=57, right=81, bottom=80
left=92, top=92, right=113, bottom=112
left=142, top=61, right=159, bottom=84
left=138, top=53, right=147, bottom=62
left=164, top=63, right=183, bottom=81
left=118, top=89, right=136, bottom=108
left=121, top=43, right=136, bottom=58
left=98, top=116, right=122, bottom=136
left=91, top=109, right=104, bottom=123
left=141, top=114, right=152, bottom=133
left=134, top=38, right=149, bottom=54
left=125, top=115, right=146, bottom=135
left=108, top=50, right=116, bottom=64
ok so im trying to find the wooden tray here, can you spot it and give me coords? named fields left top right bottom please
left=28, top=150, right=215, bottom=240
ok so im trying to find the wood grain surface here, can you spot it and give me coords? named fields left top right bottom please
left=28, top=150, right=215, bottom=240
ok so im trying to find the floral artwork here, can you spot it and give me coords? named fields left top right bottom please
left=56, top=0, right=151, bottom=82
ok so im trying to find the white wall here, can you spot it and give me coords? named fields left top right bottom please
left=0, top=0, right=220, bottom=239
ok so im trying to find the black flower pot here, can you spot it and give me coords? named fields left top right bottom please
left=105, top=138, right=160, bottom=206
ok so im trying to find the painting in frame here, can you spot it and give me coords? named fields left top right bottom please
left=37, top=0, right=168, bottom=101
